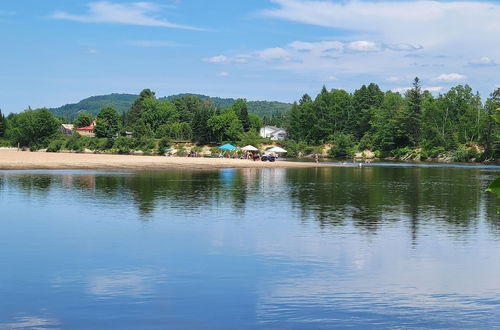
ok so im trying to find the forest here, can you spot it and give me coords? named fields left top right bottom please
left=0, top=78, right=498, bottom=162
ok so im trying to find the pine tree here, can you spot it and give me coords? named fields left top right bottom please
left=127, top=89, right=155, bottom=125
left=0, top=109, right=6, bottom=137
left=404, top=77, right=423, bottom=146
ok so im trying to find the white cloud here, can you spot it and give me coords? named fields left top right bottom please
left=392, top=86, right=444, bottom=93
left=436, top=73, right=466, bottom=82
left=204, top=55, right=229, bottom=63
left=386, top=43, right=423, bottom=52
left=468, top=56, right=497, bottom=66
left=262, top=0, right=500, bottom=49
left=256, top=47, right=291, bottom=60
left=288, top=40, right=343, bottom=53
left=52, top=1, right=201, bottom=30
left=218, top=71, right=229, bottom=77
left=203, top=55, right=248, bottom=63
left=424, top=86, right=445, bottom=92
left=386, top=76, right=400, bottom=82
left=346, top=41, right=380, bottom=52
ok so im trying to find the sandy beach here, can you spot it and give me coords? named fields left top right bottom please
left=0, top=149, right=348, bottom=170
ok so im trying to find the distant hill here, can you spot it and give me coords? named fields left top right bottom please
left=49, top=93, right=292, bottom=121
left=49, top=94, right=138, bottom=121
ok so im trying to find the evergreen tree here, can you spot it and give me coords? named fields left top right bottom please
left=403, top=77, right=423, bottom=146
left=95, top=106, right=121, bottom=138
left=127, top=89, right=155, bottom=125
left=0, top=109, right=6, bottom=137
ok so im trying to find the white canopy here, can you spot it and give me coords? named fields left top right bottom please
left=267, top=146, right=287, bottom=153
left=241, top=145, right=258, bottom=151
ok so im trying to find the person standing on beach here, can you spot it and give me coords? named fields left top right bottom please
left=315, top=154, right=319, bottom=163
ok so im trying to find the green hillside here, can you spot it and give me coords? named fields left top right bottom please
left=49, top=93, right=138, bottom=121
left=49, top=93, right=292, bottom=121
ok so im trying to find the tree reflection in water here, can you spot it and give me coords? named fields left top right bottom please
left=0, top=167, right=497, bottom=240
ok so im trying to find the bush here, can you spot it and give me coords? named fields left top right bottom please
left=176, top=144, right=187, bottom=157
left=421, top=146, right=445, bottom=159
left=280, top=140, right=309, bottom=158
left=391, top=147, right=414, bottom=159
left=328, top=133, right=355, bottom=158
left=113, top=137, right=130, bottom=154
left=449, top=146, right=478, bottom=162
left=64, top=132, right=84, bottom=152
left=157, top=137, right=171, bottom=155
left=46, top=139, right=65, bottom=152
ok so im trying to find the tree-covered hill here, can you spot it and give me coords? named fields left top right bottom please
left=49, top=94, right=138, bottom=121
left=49, top=93, right=292, bottom=121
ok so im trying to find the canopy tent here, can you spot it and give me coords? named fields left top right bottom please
left=267, top=146, right=287, bottom=153
left=241, top=145, right=258, bottom=151
left=218, top=143, right=238, bottom=150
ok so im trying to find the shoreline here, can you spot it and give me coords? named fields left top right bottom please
left=0, top=149, right=350, bottom=170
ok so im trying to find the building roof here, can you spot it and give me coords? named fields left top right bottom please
left=76, top=125, right=94, bottom=131
left=61, top=124, right=74, bottom=130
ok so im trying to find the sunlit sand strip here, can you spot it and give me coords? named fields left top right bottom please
left=0, top=150, right=351, bottom=170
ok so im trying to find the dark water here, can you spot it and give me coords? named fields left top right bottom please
left=0, top=166, right=499, bottom=329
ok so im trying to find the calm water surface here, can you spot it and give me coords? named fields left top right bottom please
left=0, top=166, right=499, bottom=329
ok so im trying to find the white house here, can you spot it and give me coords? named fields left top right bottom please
left=260, top=126, right=288, bottom=140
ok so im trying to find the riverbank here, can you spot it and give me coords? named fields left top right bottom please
left=0, top=149, right=350, bottom=170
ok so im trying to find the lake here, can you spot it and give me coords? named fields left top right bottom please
left=0, top=165, right=499, bottom=329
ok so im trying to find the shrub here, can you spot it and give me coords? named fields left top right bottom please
left=328, top=133, right=355, bottom=158
left=176, top=144, right=187, bottom=157
left=46, top=139, right=65, bottom=152
left=64, top=132, right=84, bottom=152
left=157, top=137, right=171, bottom=155
left=392, top=147, right=414, bottom=159
left=449, top=146, right=478, bottom=162
left=114, top=137, right=130, bottom=154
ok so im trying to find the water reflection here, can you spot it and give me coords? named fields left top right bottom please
left=0, top=167, right=498, bottom=240
left=1, top=167, right=500, bottom=328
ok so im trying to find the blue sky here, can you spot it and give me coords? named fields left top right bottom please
left=0, top=0, right=499, bottom=113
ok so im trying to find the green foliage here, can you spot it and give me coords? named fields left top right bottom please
left=279, top=140, right=310, bottom=158
left=132, top=119, right=154, bottom=138
left=46, top=139, right=65, bottom=152
left=156, top=122, right=192, bottom=141
left=176, top=144, right=187, bottom=156
left=328, top=133, right=356, bottom=158
left=130, top=137, right=156, bottom=153
left=7, top=108, right=61, bottom=149
left=157, top=137, right=171, bottom=154
left=449, top=146, right=479, bottom=162
left=420, top=146, right=445, bottom=159
left=126, top=89, right=155, bottom=125
left=64, top=132, right=84, bottom=152
left=232, top=99, right=251, bottom=132
left=50, top=93, right=138, bottom=121
left=113, top=137, right=131, bottom=154
left=73, top=112, right=92, bottom=128
left=237, top=130, right=262, bottom=147
left=95, top=106, right=121, bottom=138
left=0, top=109, right=6, bottom=137
left=142, top=98, right=178, bottom=132
left=391, top=147, right=415, bottom=159
left=207, top=109, right=243, bottom=142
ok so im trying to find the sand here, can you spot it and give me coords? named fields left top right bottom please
left=0, top=149, right=348, bottom=170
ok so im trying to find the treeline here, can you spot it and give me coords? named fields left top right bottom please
left=287, top=78, right=499, bottom=160
left=0, top=89, right=266, bottom=153
left=0, top=79, right=498, bottom=162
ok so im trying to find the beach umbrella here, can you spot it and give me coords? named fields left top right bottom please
left=241, top=145, right=258, bottom=151
left=218, top=143, right=238, bottom=150
left=267, top=146, right=287, bottom=153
